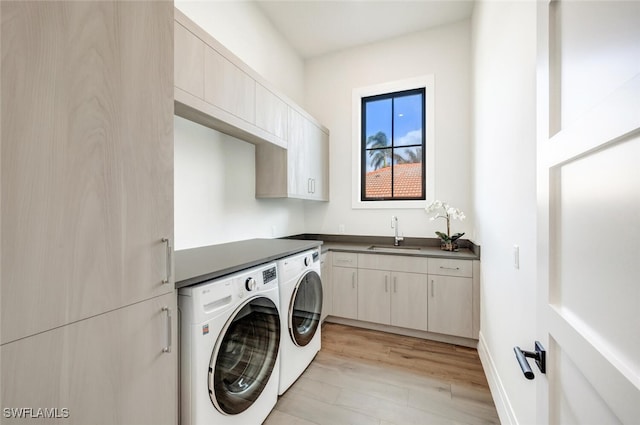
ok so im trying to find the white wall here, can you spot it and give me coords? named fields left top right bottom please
left=471, top=1, right=537, bottom=424
left=173, top=1, right=306, bottom=250
left=174, top=116, right=306, bottom=250
left=304, top=20, right=472, bottom=240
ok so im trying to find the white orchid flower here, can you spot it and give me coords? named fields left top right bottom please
left=424, top=200, right=466, bottom=249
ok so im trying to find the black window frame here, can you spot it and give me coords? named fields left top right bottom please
left=360, top=88, right=426, bottom=201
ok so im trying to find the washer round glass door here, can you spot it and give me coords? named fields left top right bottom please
left=209, top=296, right=280, bottom=415
left=289, top=270, right=323, bottom=347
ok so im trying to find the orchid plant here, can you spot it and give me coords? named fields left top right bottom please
left=425, top=200, right=466, bottom=249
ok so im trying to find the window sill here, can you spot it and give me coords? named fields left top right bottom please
left=352, top=199, right=428, bottom=210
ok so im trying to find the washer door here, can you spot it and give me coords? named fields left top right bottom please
left=289, top=270, right=323, bottom=347
left=209, top=296, right=280, bottom=415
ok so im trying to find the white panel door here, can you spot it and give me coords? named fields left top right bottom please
left=537, top=1, right=640, bottom=423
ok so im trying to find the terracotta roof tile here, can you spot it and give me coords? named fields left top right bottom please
left=365, top=163, right=423, bottom=199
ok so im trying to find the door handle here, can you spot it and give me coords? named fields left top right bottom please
left=162, top=306, right=172, bottom=353
left=393, top=276, right=397, bottom=293
left=431, top=279, right=434, bottom=297
left=162, top=237, right=172, bottom=284
left=514, top=341, right=546, bottom=380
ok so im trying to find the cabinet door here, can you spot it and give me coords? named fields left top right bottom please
left=357, top=269, right=391, bottom=325
left=204, top=46, right=255, bottom=124
left=1, top=0, right=174, bottom=344
left=1, top=293, right=177, bottom=425
left=287, top=107, right=308, bottom=197
left=306, top=120, right=330, bottom=201
left=320, top=253, right=332, bottom=321
left=428, top=275, right=473, bottom=338
left=255, top=83, right=288, bottom=143
left=391, top=272, right=428, bottom=331
left=331, top=267, right=358, bottom=320
left=174, top=22, right=204, bottom=99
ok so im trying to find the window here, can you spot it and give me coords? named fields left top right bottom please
left=361, top=88, right=425, bottom=201
left=352, top=76, right=434, bottom=209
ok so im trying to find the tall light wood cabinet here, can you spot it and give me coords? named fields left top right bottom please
left=1, top=293, right=176, bottom=425
left=1, top=2, right=176, bottom=422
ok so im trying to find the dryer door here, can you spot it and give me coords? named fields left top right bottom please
left=209, top=296, right=280, bottom=415
left=289, top=270, right=323, bottom=347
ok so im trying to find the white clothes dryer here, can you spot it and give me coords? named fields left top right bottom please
left=179, top=262, right=280, bottom=425
left=276, top=249, right=323, bottom=395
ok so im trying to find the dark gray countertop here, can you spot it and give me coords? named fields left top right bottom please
left=322, top=241, right=479, bottom=260
left=175, top=238, right=322, bottom=289
left=285, top=234, right=480, bottom=260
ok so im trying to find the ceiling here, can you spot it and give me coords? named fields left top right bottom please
left=254, top=0, right=475, bottom=59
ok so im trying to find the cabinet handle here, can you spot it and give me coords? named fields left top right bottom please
left=162, top=306, right=172, bottom=353
left=431, top=279, right=435, bottom=297
left=393, top=277, right=397, bottom=293
left=312, top=178, right=316, bottom=194
left=162, top=238, right=172, bottom=284
left=352, top=272, right=356, bottom=288
left=439, top=266, right=460, bottom=271
left=385, top=275, right=388, bottom=292
left=308, top=178, right=312, bottom=193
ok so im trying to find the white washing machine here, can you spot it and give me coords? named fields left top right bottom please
left=277, top=249, right=323, bottom=395
left=179, top=262, right=281, bottom=425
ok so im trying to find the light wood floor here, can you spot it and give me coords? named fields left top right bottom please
left=264, top=322, right=500, bottom=425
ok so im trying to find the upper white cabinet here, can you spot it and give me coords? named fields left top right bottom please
left=204, top=46, right=255, bottom=125
left=256, top=83, right=288, bottom=141
left=173, top=8, right=330, bottom=201
left=280, top=108, right=330, bottom=201
left=175, top=22, right=204, bottom=99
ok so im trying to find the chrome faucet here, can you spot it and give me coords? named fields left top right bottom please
left=391, top=216, right=404, bottom=246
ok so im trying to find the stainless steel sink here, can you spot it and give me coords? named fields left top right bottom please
left=367, top=245, right=425, bottom=253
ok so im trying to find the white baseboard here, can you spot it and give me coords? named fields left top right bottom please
left=477, top=331, right=518, bottom=425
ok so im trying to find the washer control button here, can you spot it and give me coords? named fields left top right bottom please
left=245, top=277, right=258, bottom=291
left=304, top=256, right=311, bottom=267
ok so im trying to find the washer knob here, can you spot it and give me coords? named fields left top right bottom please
left=245, top=277, right=258, bottom=291
left=304, top=256, right=311, bottom=267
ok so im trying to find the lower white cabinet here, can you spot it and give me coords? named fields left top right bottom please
left=332, top=266, right=358, bottom=320
left=357, top=269, right=391, bottom=325
left=391, top=272, right=429, bottom=331
left=329, top=252, right=478, bottom=341
left=428, top=275, right=473, bottom=338
left=0, top=293, right=177, bottom=425
left=357, top=269, right=429, bottom=332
